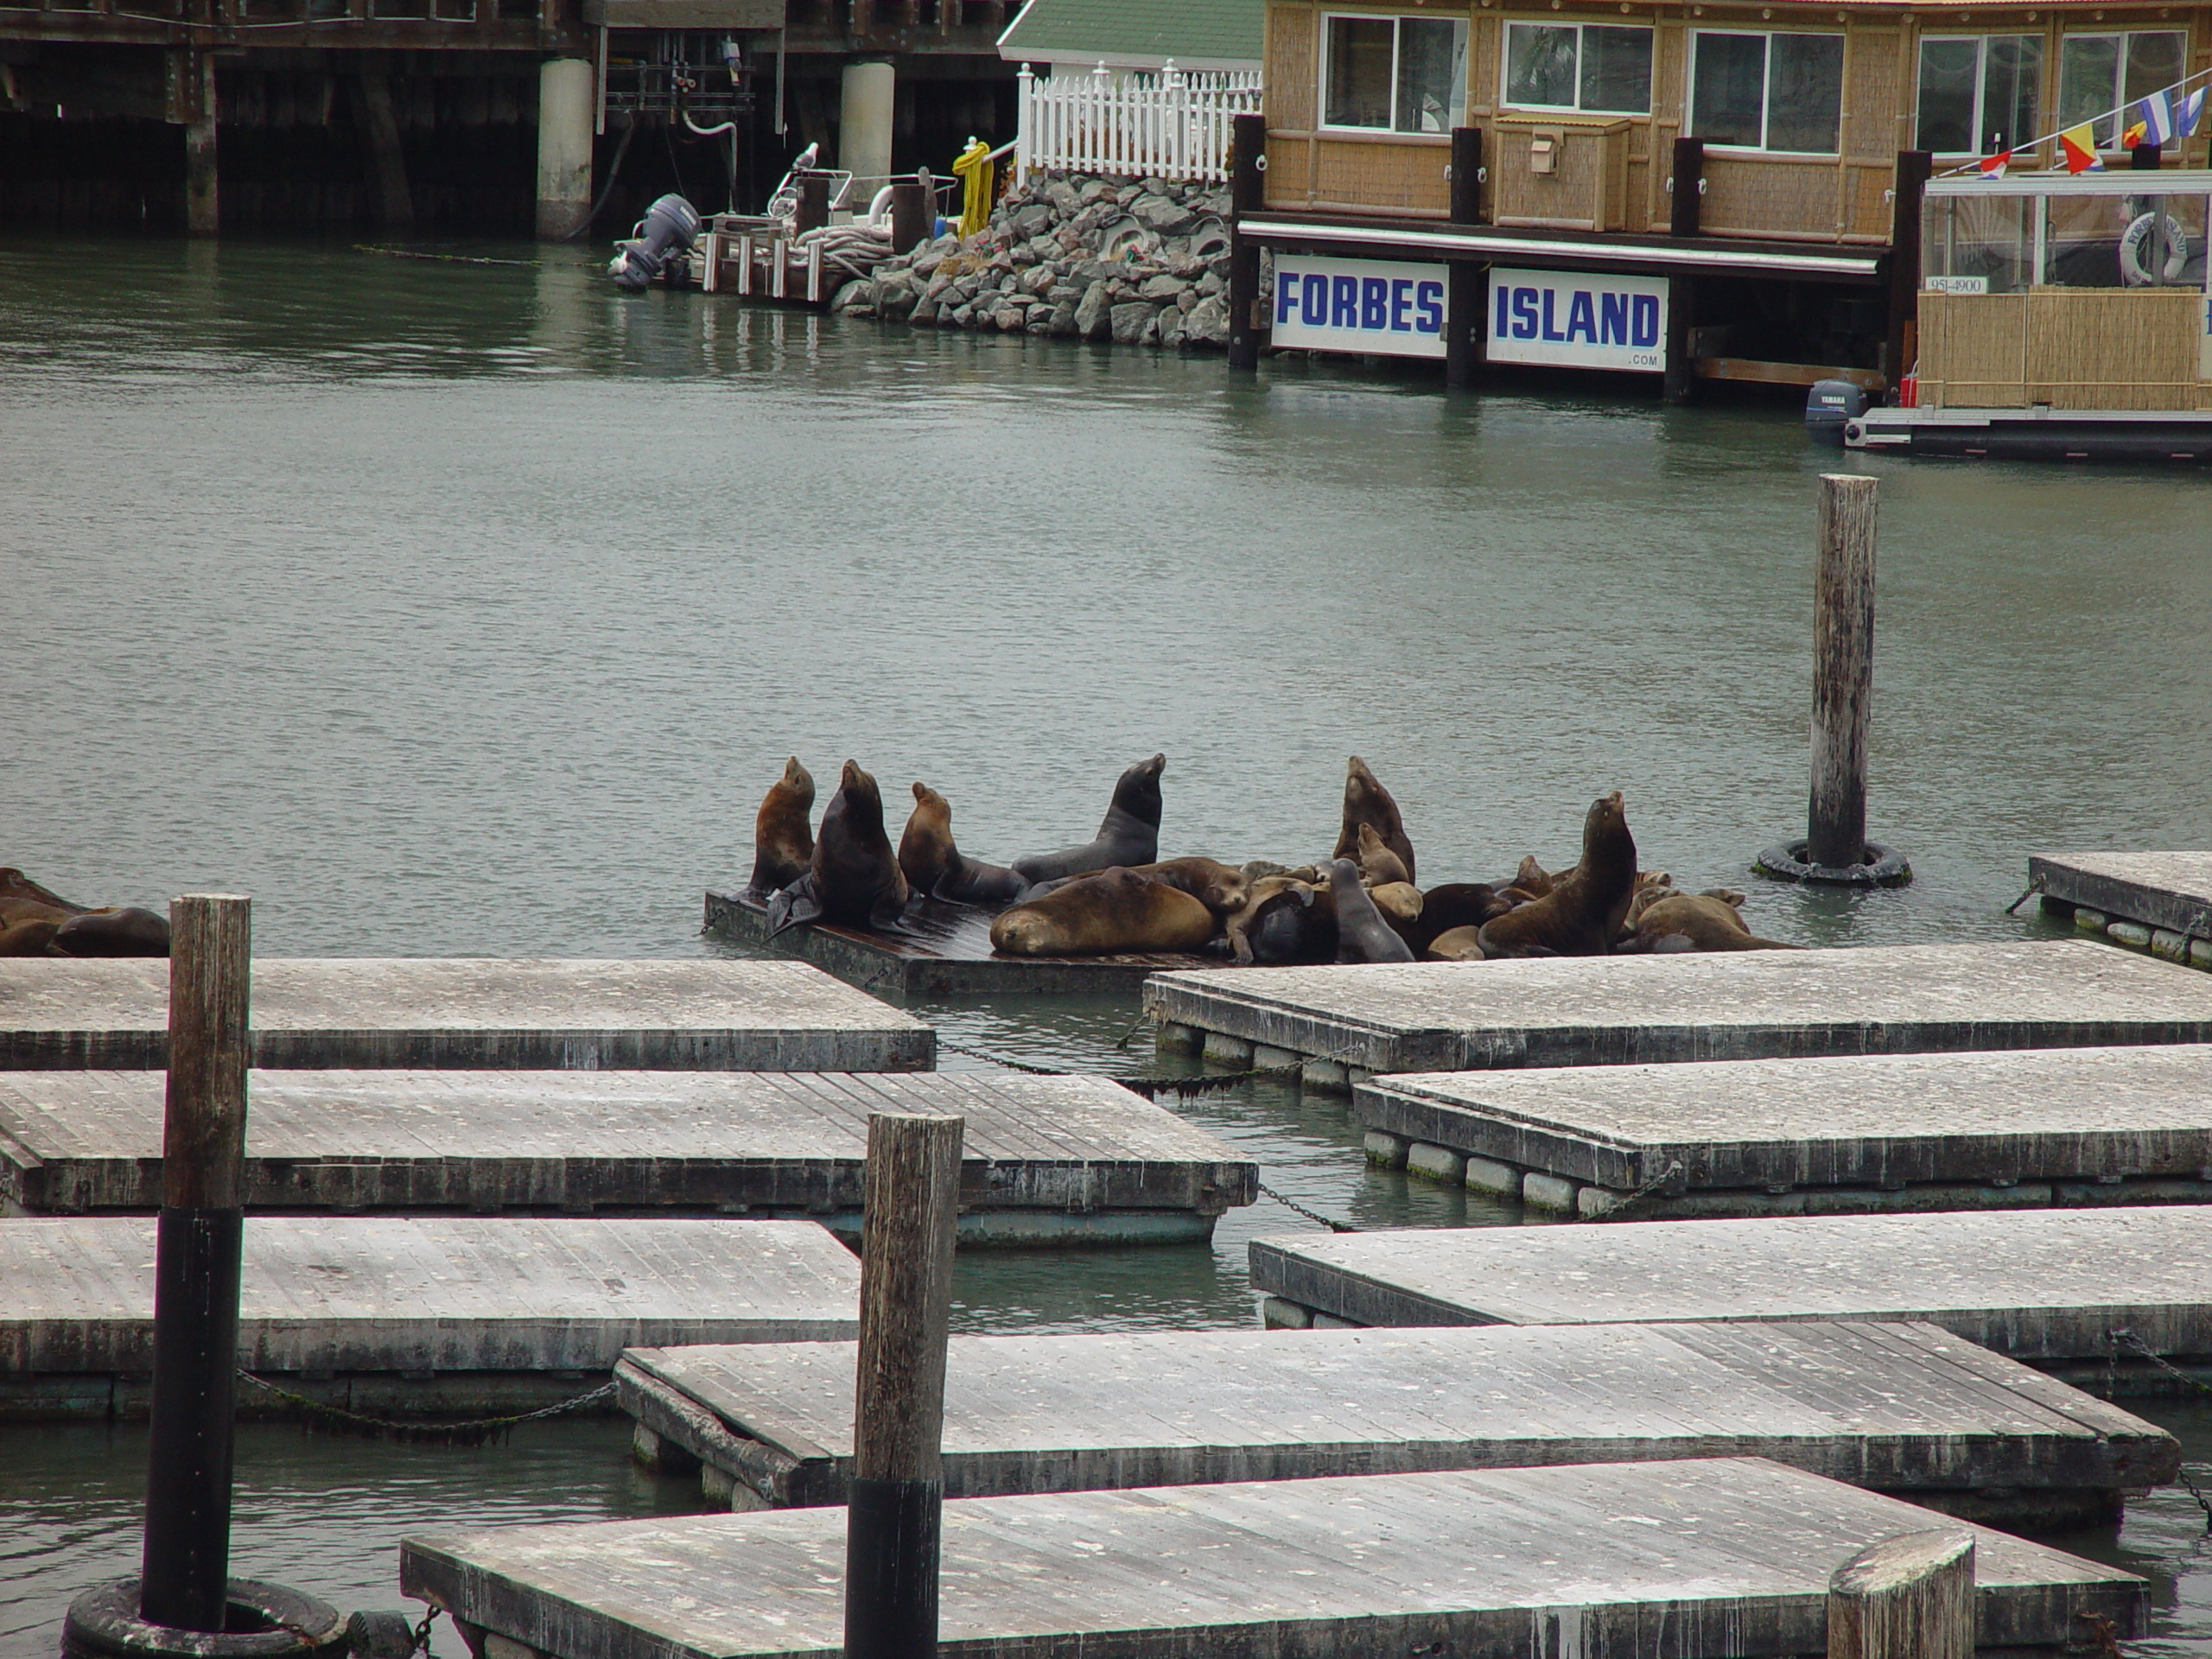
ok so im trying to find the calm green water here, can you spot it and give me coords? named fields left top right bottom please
left=4, top=234, right=2212, bottom=1655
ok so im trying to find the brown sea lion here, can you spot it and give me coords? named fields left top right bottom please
left=1333, top=756, right=1415, bottom=885
left=1364, top=881, right=1423, bottom=924
left=747, top=758, right=816, bottom=899
left=0, top=869, right=88, bottom=915
left=898, top=783, right=1029, bottom=908
left=1353, top=824, right=1410, bottom=888
left=989, top=866, right=1216, bottom=957
left=766, top=760, right=910, bottom=938
left=1026, top=857, right=1249, bottom=917
left=1622, top=871, right=1678, bottom=931
left=0, top=917, right=62, bottom=957
left=1426, top=925, right=1488, bottom=962
left=48, top=906, right=170, bottom=957
left=1009, top=753, right=1166, bottom=885
left=1622, top=893, right=1801, bottom=953
left=1396, top=882, right=1514, bottom=956
left=1329, top=859, right=1416, bottom=963
left=1477, top=791, right=1637, bottom=959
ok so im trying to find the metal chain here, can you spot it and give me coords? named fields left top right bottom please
left=411, top=1608, right=442, bottom=1656
left=237, top=1370, right=617, bottom=1443
left=1578, top=1159, right=1689, bottom=1224
left=1258, top=1181, right=1359, bottom=1233
left=2107, top=1327, right=2212, bottom=1398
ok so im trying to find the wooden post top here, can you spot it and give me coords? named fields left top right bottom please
left=162, top=895, right=251, bottom=1211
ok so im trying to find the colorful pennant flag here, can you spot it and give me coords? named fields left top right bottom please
left=2173, top=85, right=2207, bottom=140
left=2122, top=117, right=2149, bottom=148
left=2057, top=123, right=2105, bottom=172
left=2136, top=92, right=2172, bottom=146
left=1979, top=149, right=2011, bottom=178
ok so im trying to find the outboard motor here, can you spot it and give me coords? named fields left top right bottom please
left=609, top=194, right=701, bottom=291
left=1804, top=378, right=1866, bottom=446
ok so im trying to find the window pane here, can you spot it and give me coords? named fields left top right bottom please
left=1691, top=32, right=1766, bottom=146
left=2057, top=35, right=2119, bottom=146
left=1766, top=33, right=1842, bottom=151
left=1982, top=35, right=2041, bottom=152
left=1916, top=37, right=1980, bottom=153
left=1506, top=22, right=1579, bottom=108
left=2124, top=31, right=2185, bottom=106
left=1581, top=26, right=1652, bottom=113
left=1325, top=16, right=1395, bottom=127
left=1395, top=16, right=1465, bottom=131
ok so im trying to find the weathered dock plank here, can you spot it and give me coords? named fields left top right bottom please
left=0, top=1216, right=858, bottom=1421
left=2030, top=851, right=2212, bottom=949
left=1144, top=941, right=2212, bottom=1077
left=1357, top=1046, right=2212, bottom=1217
left=1249, top=1206, right=2212, bottom=1393
left=0, top=1070, right=1253, bottom=1244
left=616, top=1320, right=2177, bottom=1531
left=707, top=887, right=1223, bottom=997
left=399, top=1457, right=2145, bottom=1659
left=0, top=957, right=933, bottom=1071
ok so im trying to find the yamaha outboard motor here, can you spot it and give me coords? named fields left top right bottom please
left=1804, top=378, right=1866, bottom=446
left=609, top=194, right=701, bottom=290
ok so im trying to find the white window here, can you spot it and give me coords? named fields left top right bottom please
left=1323, top=13, right=1470, bottom=133
left=1916, top=35, right=2042, bottom=155
left=1503, top=22, right=1653, bottom=114
left=1688, top=30, right=1844, bottom=154
left=2056, top=30, right=2186, bottom=147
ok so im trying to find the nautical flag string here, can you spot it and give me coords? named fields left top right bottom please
left=1946, top=63, right=2212, bottom=176
left=1977, top=149, right=2010, bottom=179
left=2057, top=123, right=2105, bottom=173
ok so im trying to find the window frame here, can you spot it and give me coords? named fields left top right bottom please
left=1318, top=11, right=1471, bottom=135
left=2055, top=29, right=2189, bottom=149
left=1497, top=19, right=1655, bottom=117
left=1687, top=27, right=1847, bottom=156
left=1914, top=33, right=2043, bottom=156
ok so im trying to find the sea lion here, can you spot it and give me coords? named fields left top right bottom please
left=766, top=760, right=910, bottom=938
left=1426, top=925, right=1489, bottom=962
left=1333, top=756, right=1415, bottom=885
left=0, top=869, right=87, bottom=914
left=1329, top=859, right=1415, bottom=963
left=1623, top=871, right=1678, bottom=931
left=898, top=783, right=1029, bottom=908
left=0, top=917, right=62, bottom=957
left=1621, top=893, right=1801, bottom=953
left=1396, top=882, right=1514, bottom=956
left=747, top=758, right=816, bottom=899
left=48, top=906, right=170, bottom=957
left=1224, top=874, right=1319, bottom=964
left=1033, top=857, right=1249, bottom=915
left=989, top=866, right=1216, bottom=957
left=1364, top=881, right=1423, bottom=924
left=1009, top=753, right=1166, bottom=885
left=1353, top=824, right=1410, bottom=888
left=1477, top=791, right=1637, bottom=959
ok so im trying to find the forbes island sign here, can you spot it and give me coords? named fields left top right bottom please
left=1488, top=267, right=1667, bottom=372
left=1273, top=255, right=1447, bottom=359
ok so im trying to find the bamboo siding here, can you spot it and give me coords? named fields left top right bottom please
left=1920, top=289, right=2212, bottom=411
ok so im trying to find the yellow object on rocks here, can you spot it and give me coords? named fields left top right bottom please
left=951, top=138, right=995, bottom=238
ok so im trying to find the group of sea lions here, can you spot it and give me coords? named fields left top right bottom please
left=742, top=753, right=1794, bottom=961
left=0, top=869, right=170, bottom=957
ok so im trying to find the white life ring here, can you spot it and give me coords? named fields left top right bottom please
left=2120, top=212, right=2190, bottom=286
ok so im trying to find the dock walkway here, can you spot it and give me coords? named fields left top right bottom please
left=1249, top=1206, right=2212, bottom=1394
left=1357, top=1046, right=2212, bottom=1217
left=400, top=1457, right=2145, bottom=1659
left=0, top=1216, right=858, bottom=1421
left=2031, top=851, right=2212, bottom=966
left=0, top=1070, right=1253, bottom=1244
left=617, top=1320, right=2176, bottom=1530
left=1145, top=941, right=2212, bottom=1084
left=0, top=957, right=933, bottom=1071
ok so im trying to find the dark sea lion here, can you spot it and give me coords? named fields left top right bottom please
left=1477, top=791, right=1637, bottom=959
left=1332, top=756, right=1415, bottom=885
left=1329, top=859, right=1416, bottom=963
left=48, top=906, right=170, bottom=957
left=0, top=917, right=62, bottom=957
left=1224, top=874, right=1320, bottom=964
left=1397, top=882, right=1513, bottom=956
left=899, top=783, right=1029, bottom=908
left=766, top=760, right=910, bottom=938
left=1009, top=753, right=1166, bottom=885
left=989, top=866, right=1216, bottom=957
left=0, top=869, right=89, bottom=915
left=1496, top=855, right=1554, bottom=906
left=1621, top=893, right=1801, bottom=953
left=747, top=757, right=817, bottom=899
left=1353, top=823, right=1409, bottom=888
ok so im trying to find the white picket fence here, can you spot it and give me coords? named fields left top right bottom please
left=1014, top=61, right=1263, bottom=187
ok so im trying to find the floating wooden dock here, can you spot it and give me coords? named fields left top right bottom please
left=1249, top=1206, right=2212, bottom=1395
left=0, top=1216, right=859, bottom=1421
left=0, top=1070, right=1253, bottom=1245
left=2031, top=851, right=2212, bottom=968
left=1357, top=1045, right=2212, bottom=1217
left=617, top=1320, right=2177, bottom=1531
left=1146, top=941, right=2212, bottom=1084
left=400, top=1456, right=2145, bottom=1659
left=706, top=887, right=1221, bottom=997
left=0, top=957, right=933, bottom=1071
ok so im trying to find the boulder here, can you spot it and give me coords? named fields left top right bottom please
left=1158, top=307, right=1188, bottom=349
left=1078, top=179, right=1112, bottom=204
left=911, top=296, right=941, bottom=326
left=1011, top=202, right=1052, bottom=238
left=1019, top=264, right=1058, bottom=297
left=1046, top=179, right=1084, bottom=216
left=1075, top=279, right=1112, bottom=340
left=948, top=302, right=975, bottom=328
left=1131, top=193, right=1196, bottom=235
left=1047, top=302, right=1079, bottom=336
left=1027, top=233, right=1061, bottom=260
left=1139, top=308, right=1162, bottom=345
left=1138, top=273, right=1188, bottom=302
left=1109, top=301, right=1153, bottom=344
left=1182, top=293, right=1230, bottom=346
left=832, top=279, right=872, bottom=314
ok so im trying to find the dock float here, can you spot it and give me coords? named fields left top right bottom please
left=0, top=1216, right=859, bottom=1421
left=0, top=957, right=933, bottom=1071
left=0, top=1070, right=1254, bottom=1245
left=706, top=887, right=1220, bottom=996
left=1249, top=1206, right=2212, bottom=1395
left=1146, top=941, right=2212, bottom=1084
left=400, top=1457, right=2145, bottom=1659
left=616, top=1320, right=2177, bottom=1531
left=1357, top=1046, right=2212, bottom=1217
left=2030, top=851, right=2212, bottom=968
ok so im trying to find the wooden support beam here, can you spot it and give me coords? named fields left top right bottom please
left=1827, top=1529, right=1974, bottom=1659
left=354, top=73, right=414, bottom=232
left=1445, top=125, right=1484, bottom=390
left=1808, top=474, right=1878, bottom=871
left=1226, top=111, right=1264, bottom=371
left=1885, top=149, right=1931, bottom=381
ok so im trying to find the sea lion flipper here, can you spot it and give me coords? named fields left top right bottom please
left=764, top=878, right=822, bottom=940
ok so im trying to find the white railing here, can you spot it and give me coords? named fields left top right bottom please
left=1014, top=61, right=1263, bottom=187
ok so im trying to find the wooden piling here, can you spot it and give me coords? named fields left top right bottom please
left=1226, top=111, right=1265, bottom=372
left=1808, top=474, right=1878, bottom=870
left=1662, top=137, right=1702, bottom=404
left=891, top=175, right=930, bottom=252
left=1827, top=1529, right=1974, bottom=1659
left=139, top=895, right=251, bottom=1632
left=1885, top=150, right=1932, bottom=384
left=183, top=52, right=219, bottom=237
left=1445, top=127, right=1484, bottom=390
left=1669, top=137, right=1703, bottom=238
left=843, top=1110, right=963, bottom=1659
left=796, top=172, right=830, bottom=235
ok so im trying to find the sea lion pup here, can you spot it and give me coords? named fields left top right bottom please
left=1009, top=753, right=1166, bottom=886
left=1477, top=791, right=1637, bottom=959
left=898, top=784, right=1029, bottom=908
left=1333, top=756, right=1416, bottom=884
left=766, top=760, right=910, bottom=938
left=1352, top=824, right=1410, bottom=888
left=747, top=758, right=816, bottom=899
left=1329, top=859, right=1415, bottom=964
left=1621, top=871, right=1679, bottom=933
left=48, top=906, right=170, bottom=957
left=1622, top=893, right=1801, bottom=954
left=989, top=866, right=1216, bottom=957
